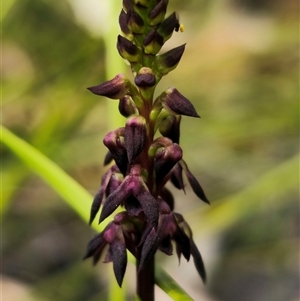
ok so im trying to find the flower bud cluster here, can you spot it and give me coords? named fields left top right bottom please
left=85, top=0, right=209, bottom=287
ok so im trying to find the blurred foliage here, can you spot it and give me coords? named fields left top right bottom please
left=2, top=0, right=299, bottom=300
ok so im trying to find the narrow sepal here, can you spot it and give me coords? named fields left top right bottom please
left=83, top=233, right=105, bottom=259
left=90, top=191, right=104, bottom=225
left=138, top=227, right=157, bottom=272
left=190, top=239, right=206, bottom=283
left=173, top=226, right=191, bottom=262
left=154, top=44, right=186, bottom=76
left=160, top=87, right=200, bottom=117
left=87, top=74, right=130, bottom=99
left=111, top=239, right=128, bottom=287
left=117, top=35, right=140, bottom=62
left=124, top=115, right=147, bottom=163
left=89, top=168, right=116, bottom=224
left=180, top=160, right=210, bottom=204
left=99, top=181, right=131, bottom=224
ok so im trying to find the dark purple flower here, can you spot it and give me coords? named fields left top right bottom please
left=87, top=74, right=131, bottom=99
left=160, top=87, right=200, bottom=118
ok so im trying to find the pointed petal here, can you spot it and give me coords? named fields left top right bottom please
left=83, top=233, right=106, bottom=259
left=89, top=168, right=114, bottom=224
left=89, top=191, right=104, bottom=225
left=180, top=160, right=209, bottom=204
left=173, top=227, right=191, bottom=262
left=99, top=181, right=131, bottom=224
left=111, top=240, right=128, bottom=287
left=190, top=239, right=206, bottom=283
left=139, top=228, right=157, bottom=272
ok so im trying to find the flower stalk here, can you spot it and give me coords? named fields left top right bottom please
left=85, top=1, right=209, bottom=300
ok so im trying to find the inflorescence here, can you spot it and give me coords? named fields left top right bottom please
left=84, top=0, right=209, bottom=287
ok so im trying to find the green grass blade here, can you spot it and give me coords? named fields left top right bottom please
left=155, top=265, right=194, bottom=301
left=1, top=124, right=92, bottom=223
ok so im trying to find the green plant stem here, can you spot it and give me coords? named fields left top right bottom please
left=137, top=255, right=155, bottom=301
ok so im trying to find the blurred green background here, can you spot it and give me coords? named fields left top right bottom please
left=2, top=0, right=299, bottom=300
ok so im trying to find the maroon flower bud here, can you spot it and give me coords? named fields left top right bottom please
left=143, top=29, right=164, bottom=55
left=154, top=44, right=186, bottom=76
left=126, top=8, right=145, bottom=34
left=154, top=142, right=183, bottom=183
left=148, top=0, right=168, bottom=26
left=124, top=115, right=147, bottom=163
left=157, top=12, right=179, bottom=42
left=119, top=9, right=130, bottom=35
left=134, top=67, right=156, bottom=88
left=159, top=114, right=181, bottom=144
left=117, top=35, right=141, bottom=62
left=119, top=95, right=137, bottom=117
left=180, top=160, right=209, bottom=204
left=160, top=87, right=200, bottom=117
left=103, top=128, right=128, bottom=175
left=87, top=74, right=131, bottom=99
